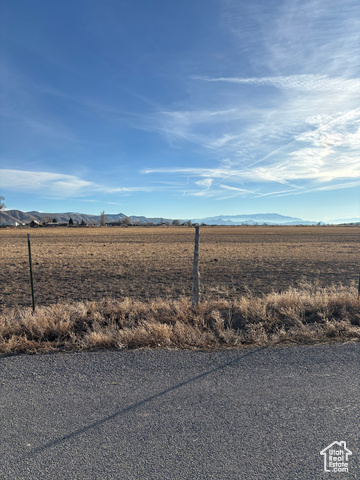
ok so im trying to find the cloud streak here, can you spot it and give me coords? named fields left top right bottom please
left=0, top=169, right=153, bottom=198
left=193, top=75, right=360, bottom=93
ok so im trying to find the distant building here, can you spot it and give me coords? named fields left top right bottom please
left=0, top=221, right=22, bottom=227
left=42, top=221, right=68, bottom=227
left=29, top=220, right=41, bottom=228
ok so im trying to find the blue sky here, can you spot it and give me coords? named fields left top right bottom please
left=1, top=0, right=359, bottom=221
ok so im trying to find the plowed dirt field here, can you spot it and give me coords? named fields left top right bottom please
left=1, top=226, right=359, bottom=310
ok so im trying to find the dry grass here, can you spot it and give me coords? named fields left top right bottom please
left=1, top=283, right=359, bottom=354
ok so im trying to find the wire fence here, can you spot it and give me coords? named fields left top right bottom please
left=1, top=225, right=359, bottom=311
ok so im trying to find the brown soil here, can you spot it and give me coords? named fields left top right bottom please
left=1, top=225, right=359, bottom=310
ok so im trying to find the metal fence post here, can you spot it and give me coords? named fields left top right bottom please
left=191, top=225, right=201, bottom=306
left=27, top=234, right=36, bottom=312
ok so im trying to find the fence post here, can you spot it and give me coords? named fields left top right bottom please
left=191, top=225, right=201, bottom=306
left=27, top=234, right=36, bottom=312
left=358, top=273, right=360, bottom=300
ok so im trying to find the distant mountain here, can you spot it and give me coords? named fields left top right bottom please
left=326, top=217, right=360, bottom=225
left=26, top=211, right=103, bottom=224
left=0, top=210, right=38, bottom=225
left=193, top=213, right=319, bottom=225
left=0, top=210, right=172, bottom=225
left=1, top=209, right=357, bottom=226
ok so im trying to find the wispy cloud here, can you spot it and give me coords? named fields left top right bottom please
left=195, top=178, right=213, bottom=188
left=223, top=0, right=360, bottom=75
left=143, top=160, right=360, bottom=184
left=141, top=54, right=360, bottom=199
left=220, top=184, right=255, bottom=194
left=143, top=97, right=360, bottom=185
left=193, top=75, right=360, bottom=93
left=0, top=169, right=153, bottom=198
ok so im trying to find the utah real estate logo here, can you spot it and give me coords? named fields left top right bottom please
left=320, top=441, right=353, bottom=473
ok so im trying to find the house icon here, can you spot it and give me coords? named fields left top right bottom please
left=320, top=441, right=352, bottom=473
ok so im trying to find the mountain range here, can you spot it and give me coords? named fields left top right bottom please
left=0, top=210, right=359, bottom=226
left=0, top=210, right=170, bottom=226
left=192, top=213, right=318, bottom=225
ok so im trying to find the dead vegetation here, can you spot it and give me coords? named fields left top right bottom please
left=1, top=283, right=359, bottom=354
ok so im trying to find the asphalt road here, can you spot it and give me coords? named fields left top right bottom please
left=0, top=344, right=359, bottom=480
